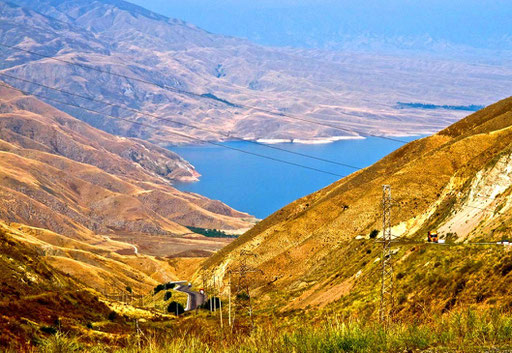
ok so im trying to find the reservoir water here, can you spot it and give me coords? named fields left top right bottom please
left=170, top=136, right=420, bottom=219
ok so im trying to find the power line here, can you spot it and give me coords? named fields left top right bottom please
left=0, top=72, right=364, bottom=171
left=0, top=82, right=346, bottom=178
left=0, top=41, right=410, bottom=144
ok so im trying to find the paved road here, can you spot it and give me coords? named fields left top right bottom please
left=174, top=282, right=205, bottom=311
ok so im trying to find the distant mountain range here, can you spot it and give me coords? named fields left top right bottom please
left=128, top=1, right=512, bottom=58
left=1, top=0, right=511, bottom=144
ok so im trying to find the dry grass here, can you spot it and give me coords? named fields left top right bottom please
left=22, top=309, right=512, bottom=352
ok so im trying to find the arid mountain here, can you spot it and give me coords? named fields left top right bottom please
left=1, top=0, right=511, bottom=144
left=0, top=83, right=255, bottom=254
left=0, top=81, right=259, bottom=347
left=0, top=221, right=188, bottom=347
left=203, top=97, right=512, bottom=317
left=0, top=224, right=112, bottom=347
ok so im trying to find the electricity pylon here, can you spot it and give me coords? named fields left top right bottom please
left=228, top=250, right=263, bottom=331
left=379, top=185, right=395, bottom=327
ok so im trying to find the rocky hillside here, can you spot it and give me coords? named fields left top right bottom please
left=1, top=0, right=511, bottom=143
left=203, top=97, right=512, bottom=318
left=0, top=83, right=255, bottom=247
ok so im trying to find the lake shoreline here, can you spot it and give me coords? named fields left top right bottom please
left=169, top=137, right=422, bottom=218
left=167, top=134, right=423, bottom=148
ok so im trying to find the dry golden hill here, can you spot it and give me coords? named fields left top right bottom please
left=0, top=84, right=255, bottom=247
left=203, top=96, right=512, bottom=318
left=0, top=83, right=258, bottom=345
left=0, top=223, right=185, bottom=349
left=0, top=224, right=113, bottom=348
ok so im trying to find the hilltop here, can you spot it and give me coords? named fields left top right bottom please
left=1, top=0, right=511, bottom=144
left=203, top=96, right=512, bottom=317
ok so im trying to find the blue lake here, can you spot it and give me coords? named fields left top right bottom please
left=170, top=137, right=420, bottom=219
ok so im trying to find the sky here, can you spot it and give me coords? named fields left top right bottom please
left=125, top=0, right=512, bottom=52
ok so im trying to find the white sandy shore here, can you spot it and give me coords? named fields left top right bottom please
left=256, top=136, right=365, bottom=145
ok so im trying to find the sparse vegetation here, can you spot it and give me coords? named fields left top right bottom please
left=154, top=284, right=166, bottom=295
left=29, top=309, right=512, bottom=352
left=186, top=226, right=237, bottom=238
left=164, top=291, right=172, bottom=301
left=108, top=311, right=118, bottom=321
left=167, top=302, right=185, bottom=315
left=396, top=102, right=485, bottom=111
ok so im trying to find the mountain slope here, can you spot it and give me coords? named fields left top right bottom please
left=1, top=0, right=511, bottom=144
left=0, top=224, right=112, bottom=347
left=0, top=83, right=255, bottom=252
left=203, top=97, right=512, bottom=316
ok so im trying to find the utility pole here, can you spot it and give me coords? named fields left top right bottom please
left=135, top=319, right=144, bottom=350
left=219, top=276, right=224, bottom=329
left=213, top=275, right=217, bottom=313
left=379, top=185, right=394, bottom=327
left=228, top=271, right=232, bottom=327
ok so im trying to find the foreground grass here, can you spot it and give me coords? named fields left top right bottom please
left=18, top=309, right=512, bottom=352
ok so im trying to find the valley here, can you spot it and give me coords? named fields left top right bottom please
left=2, top=0, right=512, bottom=352
left=203, top=96, right=512, bottom=318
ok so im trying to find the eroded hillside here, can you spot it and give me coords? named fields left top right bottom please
left=1, top=0, right=511, bottom=144
left=0, top=84, right=255, bottom=256
left=203, top=97, right=512, bottom=318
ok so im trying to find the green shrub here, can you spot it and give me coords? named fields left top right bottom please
left=202, top=297, right=222, bottom=311
left=40, top=326, right=57, bottom=335
left=154, top=284, right=165, bottom=295
left=107, top=311, right=117, bottom=321
left=236, top=292, right=250, bottom=301
left=164, top=291, right=172, bottom=301
left=167, top=302, right=185, bottom=315
left=39, top=332, right=81, bottom=353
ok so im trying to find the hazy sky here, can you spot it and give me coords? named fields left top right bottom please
left=126, top=0, right=512, bottom=51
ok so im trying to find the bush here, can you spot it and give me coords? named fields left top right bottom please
left=107, top=311, right=117, bottom=321
left=165, top=282, right=175, bottom=290
left=236, top=292, right=250, bottom=301
left=369, top=229, right=379, bottom=239
left=40, top=326, right=57, bottom=335
left=39, top=332, right=81, bottom=353
left=125, top=286, right=132, bottom=293
left=202, top=297, right=222, bottom=311
left=164, top=291, right=172, bottom=301
left=167, top=302, right=185, bottom=315
left=153, top=284, right=165, bottom=295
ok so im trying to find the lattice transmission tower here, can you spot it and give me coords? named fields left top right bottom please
left=379, top=185, right=395, bottom=326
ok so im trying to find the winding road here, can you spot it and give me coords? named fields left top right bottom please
left=173, top=282, right=205, bottom=311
